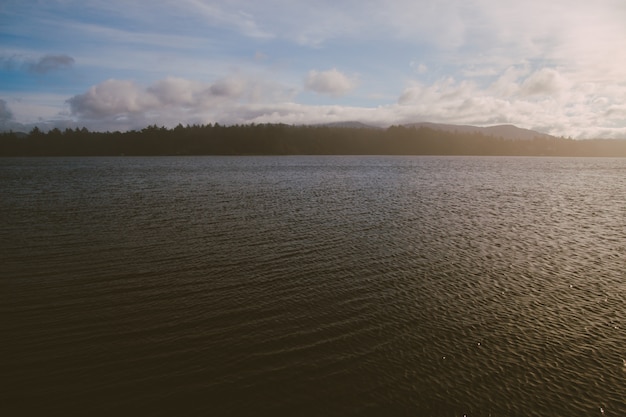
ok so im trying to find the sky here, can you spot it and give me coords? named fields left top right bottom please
left=1, top=0, right=626, bottom=138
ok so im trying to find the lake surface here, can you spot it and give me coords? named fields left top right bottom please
left=2, top=156, right=625, bottom=416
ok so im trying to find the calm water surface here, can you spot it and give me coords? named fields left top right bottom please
left=1, top=156, right=625, bottom=416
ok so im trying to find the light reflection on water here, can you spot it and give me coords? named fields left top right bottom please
left=2, top=156, right=625, bottom=416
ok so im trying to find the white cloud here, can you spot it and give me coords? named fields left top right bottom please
left=520, top=68, right=570, bottom=97
left=488, top=65, right=528, bottom=96
left=209, top=77, right=247, bottom=98
left=67, top=76, right=267, bottom=121
left=64, top=75, right=297, bottom=130
left=25, top=62, right=622, bottom=138
left=394, top=66, right=626, bottom=138
left=67, top=79, right=159, bottom=118
left=305, top=69, right=356, bottom=96
left=147, top=77, right=201, bottom=107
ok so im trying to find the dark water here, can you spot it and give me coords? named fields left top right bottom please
left=2, top=156, right=625, bottom=416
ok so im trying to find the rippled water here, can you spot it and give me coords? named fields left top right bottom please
left=2, top=156, right=625, bottom=416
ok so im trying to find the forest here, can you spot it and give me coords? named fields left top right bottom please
left=1, top=123, right=625, bottom=157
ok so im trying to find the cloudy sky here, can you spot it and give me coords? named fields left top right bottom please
left=1, top=0, right=626, bottom=138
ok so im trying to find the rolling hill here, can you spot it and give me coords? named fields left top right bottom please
left=403, top=122, right=553, bottom=141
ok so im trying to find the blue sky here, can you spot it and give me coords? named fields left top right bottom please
left=1, top=0, right=626, bottom=138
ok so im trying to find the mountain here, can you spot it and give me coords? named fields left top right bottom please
left=403, top=122, right=553, bottom=141
left=313, top=121, right=382, bottom=129
left=314, top=121, right=553, bottom=140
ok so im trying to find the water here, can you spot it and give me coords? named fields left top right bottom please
left=1, top=156, right=625, bottom=416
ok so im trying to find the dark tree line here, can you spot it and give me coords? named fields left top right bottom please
left=1, top=123, right=625, bottom=156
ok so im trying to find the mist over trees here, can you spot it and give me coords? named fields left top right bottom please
left=1, top=123, right=625, bottom=157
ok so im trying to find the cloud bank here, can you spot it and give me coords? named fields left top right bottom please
left=305, top=69, right=356, bottom=96
left=65, top=76, right=297, bottom=130
left=56, top=65, right=626, bottom=139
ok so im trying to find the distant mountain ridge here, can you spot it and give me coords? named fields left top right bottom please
left=312, top=121, right=383, bottom=129
left=403, top=122, right=553, bottom=141
left=313, top=121, right=552, bottom=141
